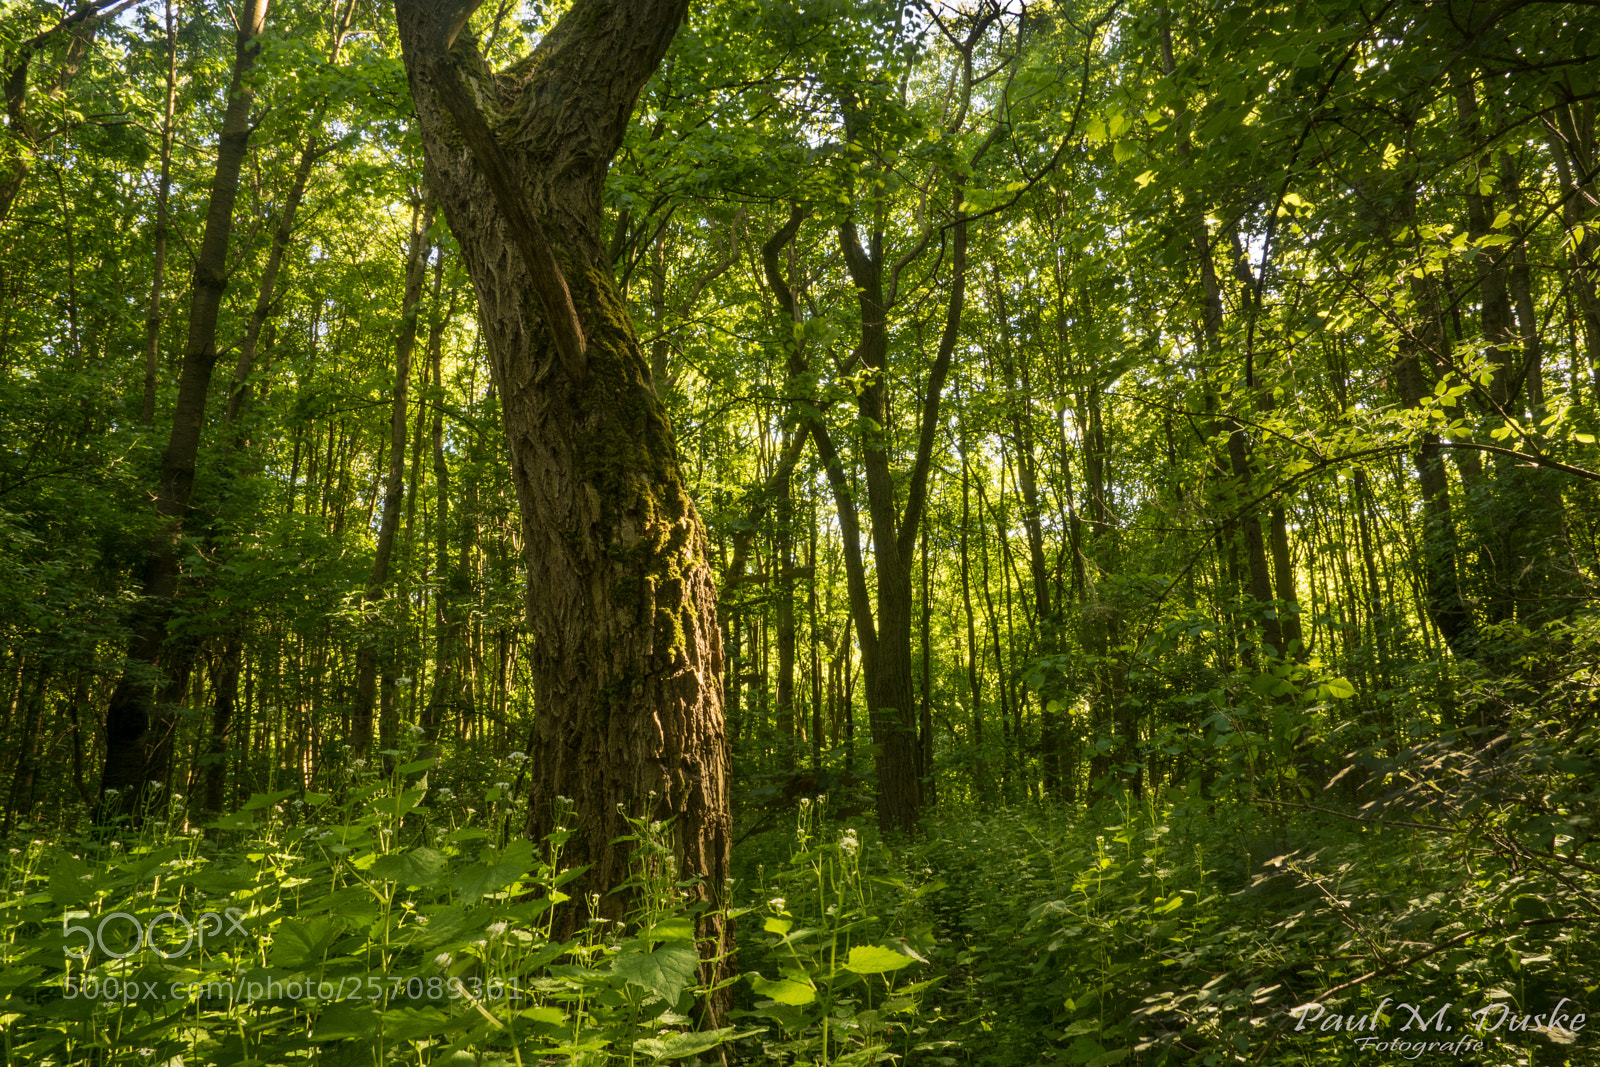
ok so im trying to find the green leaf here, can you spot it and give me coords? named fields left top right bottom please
left=48, top=853, right=93, bottom=907
left=843, top=944, right=914, bottom=975
left=369, top=847, right=446, bottom=887
left=313, top=1002, right=380, bottom=1039
left=270, top=915, right=344, bottom=968
left=612, top=942, right=700, bottom=1003
left=749, top=974, right=816, bottom=1005
left=644, top=917, right=695, bottom=942
left=634, top=1028, right=736, bottom=1062
left=451, top=840, right=538, bottom=902
left=378, top=1006, right=462, bottom=1040
left=1320, top=677, right=1356, bottom=700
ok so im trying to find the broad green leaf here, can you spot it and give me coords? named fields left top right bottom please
left=612, top=942, right=699, bottom=1003
left=1320, top=677, right=1355, bottom=700
left=749, top=974, right=816, bottom=1005
left=270, top=915, right=344, bottom=968
left=370, top=847, right=446, bottom=887
left=634, top=1027, right=736, bottom=1061
left=644, top=917, right=695, bottom=942
left=843, top=944, right=914, bottom=975
left=313, top=1002, right=380, bottom=1039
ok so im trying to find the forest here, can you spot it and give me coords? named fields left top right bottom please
left=1, top=0, right=1598, bottom=1062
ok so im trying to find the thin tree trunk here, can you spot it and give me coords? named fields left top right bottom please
left=763, top=197, right=967, bottom=831
left=423, top=258, right=465, bottom=743
left=775, top=462, right=797, bottom=771
left=98, top=0, right=270, bottom=819
left=808, top=485, right=823, bottom=771
left=919, top=519, right=934, bottom=807
left=204, top=632, right=240, bottom=814
left=353, top=199, right=433, bottom=755
left=140, top=0, right=177, bottom=426
left=959, top=416, right=989, bottom=799
left=3, top=670, right=45, bottom=834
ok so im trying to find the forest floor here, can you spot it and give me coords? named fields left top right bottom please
left=0, top=746, right=1594, bottom=1066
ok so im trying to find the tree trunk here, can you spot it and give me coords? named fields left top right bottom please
left=353, top=199, right=432, bottom=755
left=395, top=0, right=730, bottom=998
left=775, top=443, right=797, bottom=771
left=204, top=632, right=241, bottom=815
left=2, top=669, right=45, bottom=834
left=764, top=194, right=967, bottom=832
left=959, top=435, right=989, bottom=800
left=424, top=257, right=467, bottom=743
left=98, top=0, right=269, bottom=820
left=140, top=0, right=178, bottom=426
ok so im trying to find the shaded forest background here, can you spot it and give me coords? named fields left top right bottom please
left=2, top=0, right=1599, bottom=1063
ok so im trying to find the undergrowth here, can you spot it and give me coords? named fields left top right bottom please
left=3, top=716, right=1597, bottom=1065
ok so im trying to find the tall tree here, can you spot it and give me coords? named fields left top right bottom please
left=98, top=0, right=270, bottom=816
left=393, top=0, right=731, bottom=985
left=352, top=198, right=434, bottom=756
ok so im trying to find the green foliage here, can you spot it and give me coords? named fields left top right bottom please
left=735, top=801, right=942, bottom=1064
left=0, top=758, right=749, bottom=1066
left=901, top=763, right=1598, bottom=1067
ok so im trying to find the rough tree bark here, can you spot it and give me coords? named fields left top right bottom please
left=393, top=0, right=730, bottom=994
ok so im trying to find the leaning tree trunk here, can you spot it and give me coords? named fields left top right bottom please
left=394, top=0, right=730, bottom=994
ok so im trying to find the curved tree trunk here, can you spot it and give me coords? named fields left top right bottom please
left=394, top=0, right=730, bottom=1000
